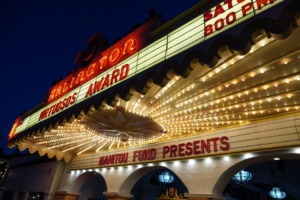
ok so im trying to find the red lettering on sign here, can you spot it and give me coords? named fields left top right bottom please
left=203, top=0, right=276, bottom=37
left=256, top=0, right=274, bottom=10
left=193, top=140, right=201, bottom=154
left=39, top=92, right=78, bottom=121
left=220, top=136, right=230, bottom=151
left=109, top=48, right=121, bottom=63
left=162, top=137, right=230, bottom=159
left=178, top=143, right=186, bottom=157
left=242, top=3, right=253, bottom=16
left=214, top=4, right=226, bottom=19
left=204, top=10, right=214, bottom=22
left=98, top=136, right=230, bottom=166
left=47, top=40, right=134, bottom=103
left=45, top=18, right=158, bottom=104
left=85, top=64, right=130, bottom=98
left=99, top=153, right=128, bottom=165
left=185, top=142, right=193, bottom=156
left=133, top=148, right=156, bottom=162
left=205, top=11, right=238, bottom=36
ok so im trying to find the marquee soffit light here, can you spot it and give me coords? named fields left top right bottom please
left=269, top=187, right=287, bottom=199
left=232, top=170, right=253, bottom=182
left=80, top=106, right=166, bottom=143
left=158, top=171, right=175, bottom=183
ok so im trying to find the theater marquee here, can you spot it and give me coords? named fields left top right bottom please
left=10, top=0, right=283, bottom=141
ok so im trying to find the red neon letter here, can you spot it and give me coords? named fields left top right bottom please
left=123, top=39, right=136, bottom=55
left=109, top=48, right=121, bottom=63
left=99, top=56, right=108, bottom=70
left=76, top=71, right=86, bottom=84
left=48, top=89, right=56, bottom=102
left=86, top=63, right=96, bottom=77
left=62, top=82, right=69, bottom=93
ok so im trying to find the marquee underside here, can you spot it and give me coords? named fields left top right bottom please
left=8, top=8, right=300, bottom=162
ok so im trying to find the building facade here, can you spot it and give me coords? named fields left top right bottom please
left=5, top=0, right=300, bottom=199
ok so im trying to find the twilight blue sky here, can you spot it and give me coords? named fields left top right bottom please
left=0, top=0, right=201, bottom=154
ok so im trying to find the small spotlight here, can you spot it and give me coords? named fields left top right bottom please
left=294, top=148, right=300, bottom=154
left=223, top=156, right=230, bottom=161
left=243, top=153, right=254, bottom=159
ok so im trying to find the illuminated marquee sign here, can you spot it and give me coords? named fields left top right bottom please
left=98, top=136, right=230, bottom=166
left=47, top=39, right=137, bottom=104
left=39, top=64, right=130, bottom=121
left=10, top=0, right=284, bottom=138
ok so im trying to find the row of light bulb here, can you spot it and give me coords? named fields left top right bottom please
left=143, top=37, right=275, bottom=116
left=150, top=60, right=299, bottom=119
